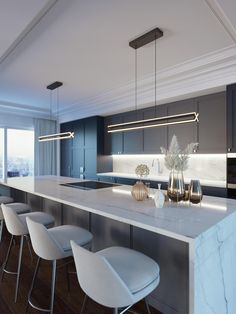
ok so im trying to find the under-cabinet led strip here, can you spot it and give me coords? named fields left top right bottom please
left=38, top=131, right=74, bottom=142
left=107, top=112, right=199, bottom=133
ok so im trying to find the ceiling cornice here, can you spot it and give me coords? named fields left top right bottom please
left=0, top=100, right=50, bottom=118
left=205, top=0, right=236, bottom=43
left=59, top=45, right=236, bottom=123
left=0, top=0, right=58, bottom=65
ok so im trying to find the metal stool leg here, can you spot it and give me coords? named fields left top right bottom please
left=80, top=294, right=88, bottom=314
left=27, top=257, right=41, bottom=313
left=0, top=220, right=4, bottom=242
left=50, top=260, right=57, bottom=314
left=25, top=235, right=33, bottom=262
left=1, top=235, right=14, bottom=281
left=15, top=235, right=24, bottom=302
left=114, top=309, right=119, bottom=314
left=145, top=298, right=151, bottom=314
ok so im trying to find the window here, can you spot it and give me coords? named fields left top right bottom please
left=0, top=128, right=4, bottom=179
left=7, top=129, right=34, bottom=177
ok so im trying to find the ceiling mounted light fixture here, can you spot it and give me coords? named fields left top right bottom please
left=38, top=81, right=74, bottom=142
left=107, top=28, right=199, bottom=133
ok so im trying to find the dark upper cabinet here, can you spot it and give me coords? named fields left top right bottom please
left=198, top=92, right=226, bottom=153
left=167, top=99, right=198, bottom=150
left=227, top=84, right=236, bottom=153
left=61, top=116, right=110, bottom=178
left=104, top=114, right=123, bottom=155
left=123, top=110, right=143, bottom=153
left=143, top=105, right=168, bottom=153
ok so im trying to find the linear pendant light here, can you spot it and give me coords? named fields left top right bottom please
left=38, top=81, right=74, bottom=142
left=108, top=28, right=199, bottom=133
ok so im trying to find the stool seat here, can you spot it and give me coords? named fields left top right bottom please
left=0, top=202, right=31, bottom=241
left=19, top=212, right=54, bottom=233
left=25, top=217, right=93, bottom=313
left=98, top=247, right=160, bottom=294
left=49, top=225, right=93, bottom=256
left=71, top=241, right=160, bottom=312
left=0, top=196, right=14, bottom=204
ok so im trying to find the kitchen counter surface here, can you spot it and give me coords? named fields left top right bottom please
left=0, top=175, right=232, bottom=243
left=97, top=172, right=226, bottom=188
left=1, top=175, right=236, bottom=314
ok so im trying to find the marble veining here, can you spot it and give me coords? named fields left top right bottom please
left=194, top=212, right=236, bottom=314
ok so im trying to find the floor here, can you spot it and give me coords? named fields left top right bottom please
left=0, top=232, right=162, bottom=314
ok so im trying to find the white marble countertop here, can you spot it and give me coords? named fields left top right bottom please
left=97, top=172, right=226, bottom=188
left=0, top=175, right=234, bottom=243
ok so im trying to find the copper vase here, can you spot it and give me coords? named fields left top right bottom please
left=131, top=181, right=148, bottom=201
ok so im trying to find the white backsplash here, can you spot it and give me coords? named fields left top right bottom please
left=113, top=154, right=226, bottom=182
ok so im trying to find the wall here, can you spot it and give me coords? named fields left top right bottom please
left=0, top=112, right=34, bottom=129
left=112, top=154, right=226, bottom=187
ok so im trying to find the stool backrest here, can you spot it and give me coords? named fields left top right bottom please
left=1, top=204, right=27, bottom=236
left=26, top=217, right=65, bottom=260
left=71, top=240, right=133, bottom=308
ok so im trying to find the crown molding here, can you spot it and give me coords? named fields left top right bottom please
left=59, top=45, right=236, bottom=123
left=0, top=100, right=50, bottom=118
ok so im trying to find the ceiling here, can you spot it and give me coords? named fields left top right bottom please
left=0, top=0, right=236, bottom=122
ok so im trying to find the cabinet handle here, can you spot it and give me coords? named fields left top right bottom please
left=228, top=148, right=232, bottom=152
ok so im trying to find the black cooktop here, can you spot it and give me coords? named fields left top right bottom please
left=60, top=181, right=119, bottom=190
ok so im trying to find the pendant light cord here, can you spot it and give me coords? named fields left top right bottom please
left=155, top=37, right=157, bottom=117
left=50, top=90, right=52, bottom=121
left=135, top=48, right=137, bottom=118
left=57, top=88, right=59, bottom=123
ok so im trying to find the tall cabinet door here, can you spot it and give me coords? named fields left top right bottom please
left=167, top=99, right=198, bottom=149
left=227, top=84, right=236, bottom=153
left=143, top=105, right=168, bottom=153
left=123, top=110, right=143, bottom=153
left=198, top=92, right=226, bottom=153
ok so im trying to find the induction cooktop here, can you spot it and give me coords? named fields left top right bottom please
left=60, top=181, right=119, bottom=190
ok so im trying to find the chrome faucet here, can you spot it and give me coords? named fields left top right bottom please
left=152, top=158, right=162, bottom=174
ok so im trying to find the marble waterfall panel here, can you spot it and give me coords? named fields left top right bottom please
left=194, top=211, right=236, bottom=314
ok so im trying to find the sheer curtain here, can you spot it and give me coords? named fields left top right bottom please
left=34, top=118, right=57, bottom=176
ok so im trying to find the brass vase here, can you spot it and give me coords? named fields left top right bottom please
left=167, top=170, right=185, bottom=202
left=131, top=181, right=148, bottom=201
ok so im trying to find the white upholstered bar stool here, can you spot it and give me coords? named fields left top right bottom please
left=26, top=216, right=93, bottom=314
left=0, top=198, right=31, bottom=242
left=0, top=204, right=55, bottom=302
left=71, top=241, right=160, bottom=314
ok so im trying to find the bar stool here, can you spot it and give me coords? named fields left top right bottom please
left=1, top=204, right=55, bottom=302
left=71, top=241, right=160, bottom=314
left=0, top=198, right=31, bottom=242
left=26, top=216, right=93, bottom=313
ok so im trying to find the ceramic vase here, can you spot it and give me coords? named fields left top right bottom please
left=154, top=184, right=165, bottom=208
left=131, top=181, right=148, bottom=201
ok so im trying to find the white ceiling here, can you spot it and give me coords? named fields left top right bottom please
left=0, top=0, right=236, bottom=122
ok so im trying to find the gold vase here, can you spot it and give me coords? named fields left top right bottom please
left=167, top=170, right=185, bottom=202
left=131, top=181, right=148, bottom=201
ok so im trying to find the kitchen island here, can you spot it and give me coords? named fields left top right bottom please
left=1, top=175, right=235, bottom=314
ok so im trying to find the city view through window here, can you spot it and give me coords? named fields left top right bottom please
left=7, top=129, right=34, bottom=178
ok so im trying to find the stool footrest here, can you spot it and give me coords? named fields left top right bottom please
left=28, top=296, right=52, bottom=312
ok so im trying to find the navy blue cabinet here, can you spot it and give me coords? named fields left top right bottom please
left=143, top=105, right=167, bottom=153
left=167, top=98, right=198, bottom=150
left=198, top=92, right=226, bottom=153
left=104, top=114, right=123, bottom=155
left=227, top=84, right=236, bottom=153
left=123, top=110, right=143, bottom=153
left=60, top=116, right=109, bottom=179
